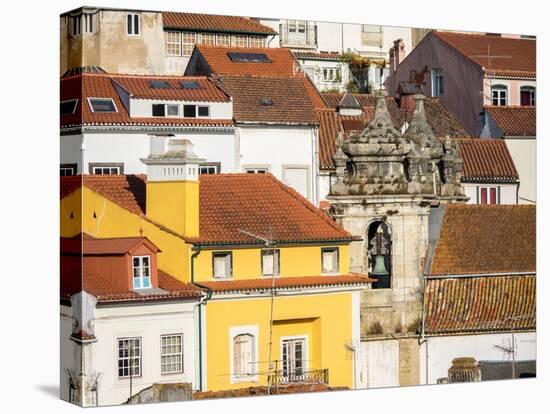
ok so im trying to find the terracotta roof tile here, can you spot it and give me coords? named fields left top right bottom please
left=192, top=45, right=300, bottom=77
left=199, top=274, right=373, bottom=293
left=433, top=31, right=536, bottom=79
left=61, top=236, right=158, bottom=255
left=60, top=174, right=355, bottom=245
left=430, top=205, right=535, bottom=276
left=60, top=73, right=234, bottom=129
left=424, top=275, right=535, bottom=334
left=316, top=109, right=343, bottom=170
left=485, top=106, right=536, bottom=137
left=162, top=12, right=276, bottom=35
left=215, top=75, right=318, bottom=125
left=457, top=138, right=519, bottom=182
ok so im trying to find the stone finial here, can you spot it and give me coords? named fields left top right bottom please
left=355, top=90, right=403, bottom=143
left=330, top=132, right=349, bottom=195
left=403, top=94, right=439, bottom=150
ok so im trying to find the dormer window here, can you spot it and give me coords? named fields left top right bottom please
left=213, top=252, right=232, bottom=279
left=183, top=105, right=210, bottom=118
left=88, top=97, right=117, bottom=113
left=132, top=256, right=151, bottom=289
left=152, top=103, right=180, bottom=117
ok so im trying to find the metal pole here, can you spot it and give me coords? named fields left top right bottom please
left=128, top=342, right=133, bottom=404
left=267, top=237, right=276, bottom=395
left=511, top=324, right=516, bottom=379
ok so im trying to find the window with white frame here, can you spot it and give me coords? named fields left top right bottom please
left=261, top=249, right=280, bottom=277
left=152, top=103, right=180, bottom=117
left=71, top=15, right=81, bottom=36
left=323, top=67, right=341, bottom=82
left=165, top=31, right=181, bottom=56
left=161, top=334, right=183, bottom=374
left=245, top=167, right=269, bottom=174
left=216, top=33, right=231, bottom=46
left=132, top=255, right=151, bottom=289
left=199, top=162, right=221, bottom=175
left=83, top=14, right=93, bottom=34
left=127, top=13, right=140, bottom=36
left=60, top=164, right=77, bottom=176
left=520, top=86, right=535, bottom=106
left=479, top=187, right=498, bottom=205
left=249, top=36, right=265, bottom=48
left=182, top=32, right=196, bottom=56
left=321, top=247, right=339, bottom=274
left=233, top=35, right=248, bottom=47
left=89, top=163, right=123, bottom=175
left=88, top=97, right=117, bottom=113
left=117, top=337, right=141, bottom=378
left=282, top=337, right=306, bottom=379
left=432, top=68, right=444, bottom=96
left=201, top=33, right=216, bottom=45
left=183, top=105, right=209, bottom=118
left=213, top=252, right=232, bottom=279
left=491, top=85, right=507, bottom=106
left=233, top=334, right=255, bottom=377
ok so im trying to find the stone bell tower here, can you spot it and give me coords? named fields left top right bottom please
left=327, top=91, right=466, bottom=339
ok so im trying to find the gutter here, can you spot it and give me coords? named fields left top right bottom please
left=424, top=271, right=535, bottom=279
left=190, top=248, right=213, bottom=392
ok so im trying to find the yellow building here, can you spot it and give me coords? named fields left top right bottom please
left=60, top=138, right=371, bottom=393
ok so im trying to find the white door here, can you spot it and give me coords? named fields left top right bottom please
left=282, top=338, right=306, bottom=381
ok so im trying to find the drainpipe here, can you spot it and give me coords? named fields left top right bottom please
left=191, top=248, right=212, bottom=392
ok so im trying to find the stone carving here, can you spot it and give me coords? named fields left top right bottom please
left=330, top=91, right=464, bottom=199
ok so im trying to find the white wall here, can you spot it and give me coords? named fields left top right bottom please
left=238, top=125, right=317, bottom=201
left=362, top=339, right=400, bottom=388
left=505, top=138, right=536, bottom=204
left=129, top=99, right=233, bottom=119
left=60, top=134, right=84, bottom=173
left=300, top=59, right=350, bottom=92
left=463, top=183, right=518, bottom=204
left=59, top=301, right=199, bottom=407
left=419, top=332, right=536, bottom=385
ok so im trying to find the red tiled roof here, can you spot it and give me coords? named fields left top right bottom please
left=60, top=73, right=235, bottom=129
left=215, top=75, right=318, bottom=125
left=199, top=274, right=373, bottom=293
left=430, top=205, right=536, bottom=276
left=457, top=138, right=519, bottom=182
left=111, top=74, right=230, bottom=102
left=193, top=45, right=300, bottom=77
left=317, top=109, right=343, bottom=170
left=293, top=51, right=343, bottom=61
left=162, top=12, right=276, bottom=35
left=424, top=275, right=536, bottom=334
left=433, top=31, right=536, bottom=79
left=485, top=106, right=536, bottom=137
left=61, top=236, right=159, bottom=255
left=302, top=74, right=328, bottom=109
left=60, top=174, right=355, bottom=245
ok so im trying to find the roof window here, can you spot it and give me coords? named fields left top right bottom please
left=227, top=52, right=271, bottom=63
left=88, top=98, right=117, bottom=113
left=60, top=99, right=78, bottom=115
left=150, top=80, right=170, bottom=89
left=180, top=80, right=201, bottom=89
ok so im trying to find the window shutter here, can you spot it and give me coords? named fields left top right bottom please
left=480, top=188, right=488, bottom=204
left=490, top=188, right=497, bottom=204
left=233, top=336, right=241, bottom=375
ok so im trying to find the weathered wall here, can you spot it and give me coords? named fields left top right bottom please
left=362, top=339, right=400, bottom=388
left=482, top=78, right=536, bottom=106
left=505, top=138, right=536, bottom=204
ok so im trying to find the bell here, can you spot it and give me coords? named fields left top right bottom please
left=371, top=255, right=388, bottom=276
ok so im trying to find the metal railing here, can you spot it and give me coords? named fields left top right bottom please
left=268, top=368, right=329, bottom=386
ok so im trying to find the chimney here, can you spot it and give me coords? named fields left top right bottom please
left=389, top=46, right=396, bottom=73
left=393, top=38, right=406, bottom=69
left=141, top=137, right=205, bottom=238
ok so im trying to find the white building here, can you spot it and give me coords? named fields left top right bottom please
left=60, top=236, right=203, bottom=406
left=60, top=67, right=320, bottom=204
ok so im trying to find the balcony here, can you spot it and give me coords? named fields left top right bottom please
left=268, top=368, right=329, bottom=386
left=280, top=22, right=317, bottom=49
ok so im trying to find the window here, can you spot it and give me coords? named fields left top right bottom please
left=88, top=98, right=117, bottom=113
left=127, top=13, right=140, bottom=36
left=180, top=80, right=201, bottom=89
left=182, top=32, right=196, bottom=56
left=161, top=334, right=183, bottom=374
left=233, top=35, right=248, bottom=47
left=249, top=36, right=265, bottom=48
left=199, top=162, right=221, bottom=175
left=216, top=33, right=231, bottom=46
left=117, top=338, right=141, bottom=378
left=60, top=164, right=77, bottom=176
left=132, top=255, right=151, bottom=289
left=233, top=334, right=255, bottom=377
left=152, top=103, right=179, bottom=117
left=71, top=15, right=81, bottom=36
left=432, top=68, right=444, bottom=96
left=520, top=86, right=535, bottom=106
left=213, top=252, right=232, bottom=279
left=89, top=163, right=124, bottom=175
left=83, top=14, right=93, bottom=34
left=165, top=31, right=181, bottom=56
left=261, top=249, right=280, bottom=277
left=183, top=105, right=196, bottom=117
left=480, top=187, right=498, bottom=204
left=491, top=85, right=507, bottom=106
left=201, top=33, right=216, bottom=45
left=197, top=106, right=209, bottom=117
left=323, top=68, right=341, bottom=82
left=245, top=167, right=269, bottom=174
left=282, top=338, right=306, bottom=380
left=227, top=52, right=270, bottom=62
left=321, top=247, right=339, bottom=274
left=60, top=99, right=78, bottom=115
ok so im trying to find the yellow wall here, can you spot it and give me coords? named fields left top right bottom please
left=204, top=292, right=354, bottom=391
left=194, top=245, right=350, bottom=282
left=61, top=187, right=193, bottom=281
